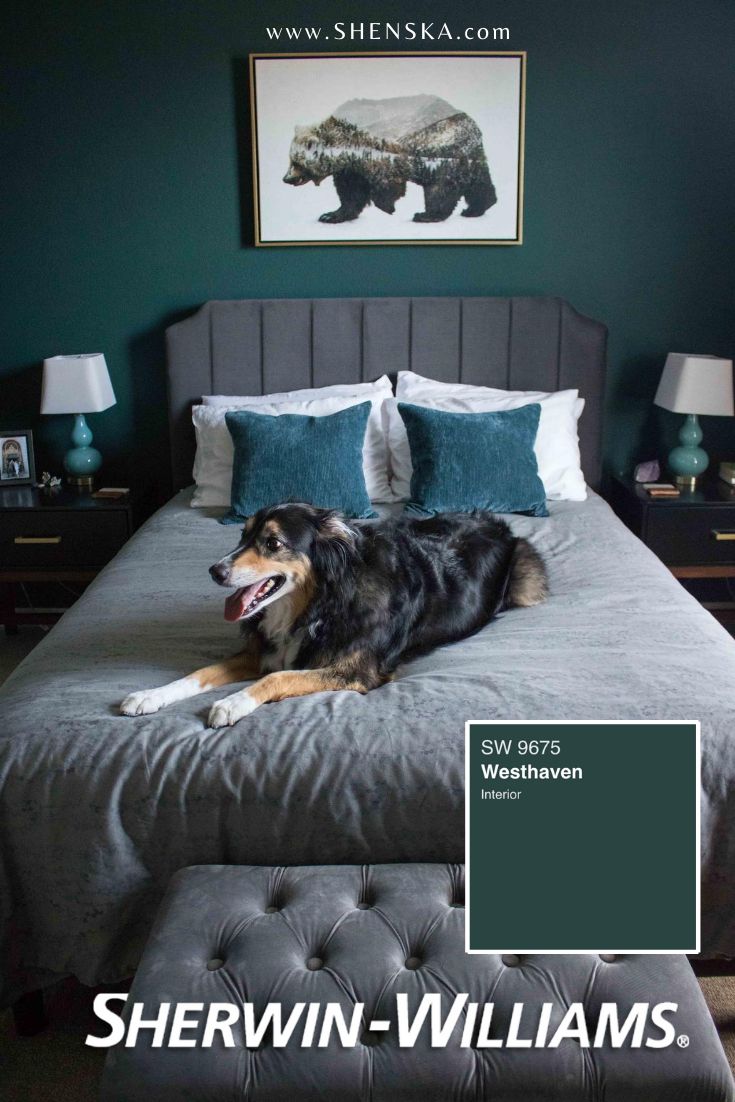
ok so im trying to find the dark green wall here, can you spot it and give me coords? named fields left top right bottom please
left=3, top=0, right=734, bottom=494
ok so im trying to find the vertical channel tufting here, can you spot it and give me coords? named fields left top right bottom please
left=165, top=296, right=607, bottom=491
left=363, top=298, right=410, bottom=381
left=261, top=300, right=312, bottom=394
left=313, top=300, right=363, bottom=387
left=408, top=298, right=414, bottom=373
left=211, top=301, right=262, bottom=396
left=462, top=298, right=511, bottom=387
left=506, top=298, right=513, bottom=389
left=208, top=303, right=214, bottom=397
left=360, top=301, right=365, bottom=382
left=556, top=302, right=564, bottom=392
left=558, top=299, right=607, bottom=488
left=309, top=300, right=314, bottom=388
left=165, top=303, right=212, bottom=492
left=509, top=298, right=560, bottom=392
left=259, top=301, right=264, bottom=395
left=411, top=298, right=461, bottom=382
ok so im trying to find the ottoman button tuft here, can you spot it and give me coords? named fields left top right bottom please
left=265, top=905, right=279, bottom=914
left=405, top=956, right=422, bottom=970
left=306, top=956, right=323, bottom=971
left=501, top=954, right=520, bottom=967
left=600, top=953, right=616, bottom=963
left=356, top=901, right=370, bottom=910
left=206, top=957, right=224, bottom=971
left=450, top=900, right=464, bottom=908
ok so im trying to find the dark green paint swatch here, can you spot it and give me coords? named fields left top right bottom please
left=467, top=722, right=698, bottom=952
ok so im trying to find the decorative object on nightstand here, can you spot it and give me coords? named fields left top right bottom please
left=653, top=353, right=734, bottom=489
left=633, top=458, right=660, bottom=483
left=40, top=353, right=116, bottom=489
left=0, top=429, right=36, bottom=486
left=36, top=471, right=62, bottom=492
left=719, top=462, right=735, bottom=486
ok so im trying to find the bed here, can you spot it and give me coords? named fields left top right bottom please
left=2, top=295, right=735, bottom=1007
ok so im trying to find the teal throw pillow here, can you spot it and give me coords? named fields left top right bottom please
left=221, top=402, right=375, bottom=522
left=397, top=402, right=548, bottom=517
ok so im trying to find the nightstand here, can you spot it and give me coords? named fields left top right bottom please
left=0, top=485, right=151, bottom=633
left=608, top=474, right=735, bottom=622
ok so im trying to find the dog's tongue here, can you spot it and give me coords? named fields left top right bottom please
left=224, top=583, right=260, bottom=622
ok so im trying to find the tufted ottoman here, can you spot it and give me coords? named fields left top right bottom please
left=101, top=864, right=734, bottom=1101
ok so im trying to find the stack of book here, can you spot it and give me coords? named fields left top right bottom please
left=642, top=482, right=680, bottom=498
left=91, top=487, right=130, bottom=500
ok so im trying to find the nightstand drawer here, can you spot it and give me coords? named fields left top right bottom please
left=0, top=511, right=129, bottom=570
left=646, top=508, right=735, bottom=565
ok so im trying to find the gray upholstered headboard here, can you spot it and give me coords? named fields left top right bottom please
left=166, top=296, right=607, bottom=493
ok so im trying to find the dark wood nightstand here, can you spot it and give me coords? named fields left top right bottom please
left=0, top=485, right=151, bottom=633
left=608, top=474, right=735, bottom=621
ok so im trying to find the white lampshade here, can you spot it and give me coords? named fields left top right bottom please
left=41, top=354, right=116, bottom=415
left=654, top=353, right=734, bottom=417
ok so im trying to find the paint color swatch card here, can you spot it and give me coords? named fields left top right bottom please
left=465, top=721, right=699, bottom=953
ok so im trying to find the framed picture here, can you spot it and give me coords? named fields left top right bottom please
left=250, top=51, right=525, bottom=246
left=0, top=429, right=36, bottom=486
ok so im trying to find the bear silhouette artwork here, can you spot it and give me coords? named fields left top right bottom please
left=282, top=94, right=497, bottom=225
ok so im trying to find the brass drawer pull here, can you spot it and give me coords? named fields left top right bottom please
left=712, top=530, right=735, bottom=541
left=14, top=535, right=62, bottom=545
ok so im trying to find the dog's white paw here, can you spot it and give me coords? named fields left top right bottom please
left=120, top=689, right=167, bottom=716
left=208, top=691, right=259, bottom=729
left=120, top=676, right=202, bottom=717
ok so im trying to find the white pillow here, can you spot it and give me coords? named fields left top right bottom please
left=202, top=378, right=388, bottom=407
left=388, top=371, right=586, bottom=502
left=192, top=378, right=394, bottom=507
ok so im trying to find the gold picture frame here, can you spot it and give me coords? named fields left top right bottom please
left=250, top=51, right=526, bottom=246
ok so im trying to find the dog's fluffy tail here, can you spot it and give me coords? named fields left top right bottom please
left=507, top=538, right=549, bottom=608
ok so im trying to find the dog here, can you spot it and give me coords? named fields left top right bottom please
left=120, top=502, right=548, bottom=728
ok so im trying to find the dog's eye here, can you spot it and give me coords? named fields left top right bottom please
left=265, top=536, right=283, bottom=553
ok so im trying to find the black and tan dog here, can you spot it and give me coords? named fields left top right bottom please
left=121, top=503, right=548, bottom=728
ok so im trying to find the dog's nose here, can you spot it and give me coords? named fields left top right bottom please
left=209, top=562, right=230, bottom=585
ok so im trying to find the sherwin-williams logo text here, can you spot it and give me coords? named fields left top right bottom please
left=87, top=994, right=685, bottom=1049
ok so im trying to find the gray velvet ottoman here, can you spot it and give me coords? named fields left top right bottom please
left=101, top=864, right=734, bottom=1101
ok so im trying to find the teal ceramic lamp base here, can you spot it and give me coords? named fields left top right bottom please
left=63, top=413, right=102, bottom=489
left=668, top=413, right=709, bottom=489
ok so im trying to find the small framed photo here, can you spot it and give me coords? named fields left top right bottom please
left=0, top=430, right=36, bottom=486
left=250, top=51, right=526, bottom=246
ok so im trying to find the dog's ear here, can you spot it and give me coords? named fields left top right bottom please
left=238, top=512, right=260, bottom=545
left=313, top=510, right=357, bottom=581
left=317, top=510, right=355, bottom=546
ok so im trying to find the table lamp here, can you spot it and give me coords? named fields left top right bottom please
left=40, top=354, right=116, bottom=488
left=653, top=353, right=734, bottom=488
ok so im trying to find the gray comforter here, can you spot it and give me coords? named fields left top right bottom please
left=2, top=489, right=735, bottom=1003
